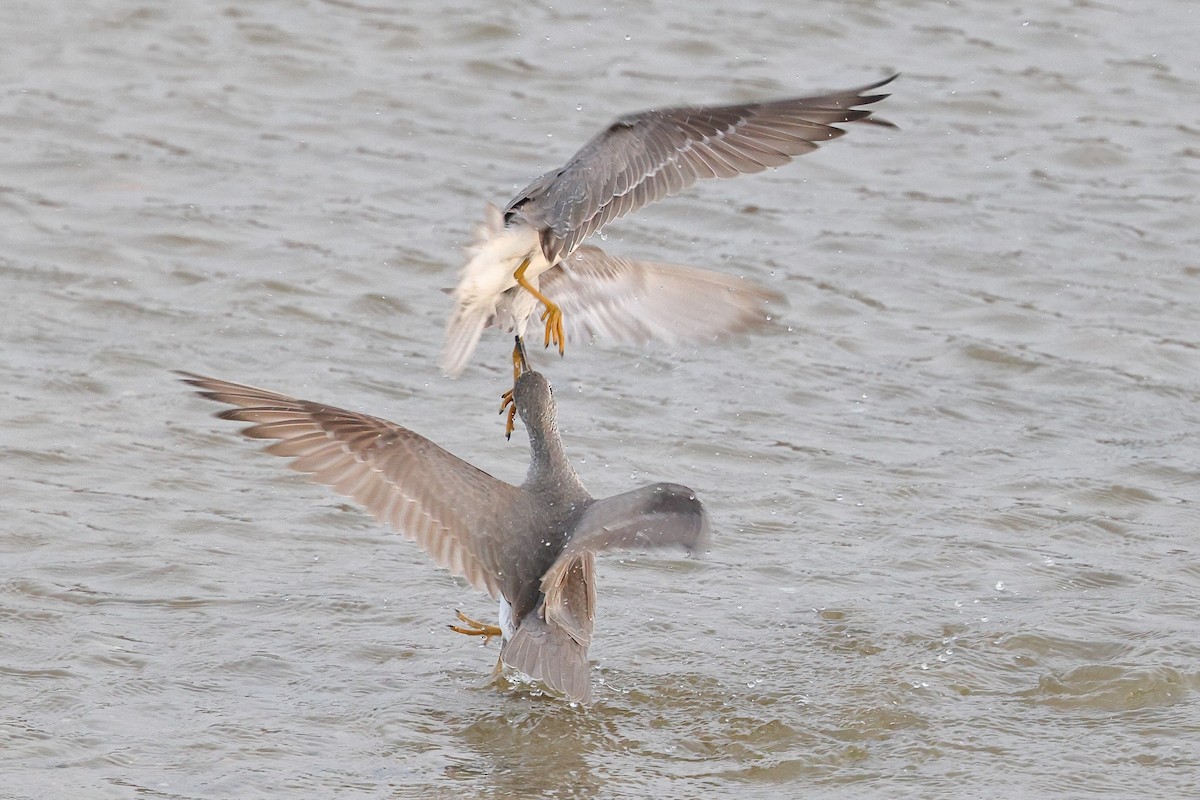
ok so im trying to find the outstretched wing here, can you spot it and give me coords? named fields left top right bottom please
left=179, top=372, right=521, bottom=599
left=506, top=75, right=897, bottom=263
left=536, top=244, right=785, bottom=346
left=552, top=483, right=710, bottom=564
left=534, top=482, right=709, bottom=670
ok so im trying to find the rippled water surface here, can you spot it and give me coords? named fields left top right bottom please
left=3, top=1, right=1199, bottom=797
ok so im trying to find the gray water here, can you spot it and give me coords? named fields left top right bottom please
left=3, top=1, right=1199, bottom=797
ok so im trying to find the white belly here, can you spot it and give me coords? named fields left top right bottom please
left=497, top=596, right=516, bottom=642
left=439, top=207, right=555, bottom=376
left=494, top=283, right=542, bottom=337
left=453, top=223, right=550, bottom=310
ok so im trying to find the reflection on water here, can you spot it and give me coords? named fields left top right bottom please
left=446, top=705, right=609, bottom=796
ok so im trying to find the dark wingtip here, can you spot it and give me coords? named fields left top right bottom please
left=859, top=73, right=900, bottom=93
left=855, top=74, right=900, bottom=130
left=175, top=370, right=222, bottom=400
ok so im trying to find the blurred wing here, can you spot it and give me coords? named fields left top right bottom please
left=440, top=303, right=491, bottom=378
left=179, top=372, right=520, bottom=599
left=507, top=75, right=897, bottom=263
left=539, top=245, right=785, bottom=346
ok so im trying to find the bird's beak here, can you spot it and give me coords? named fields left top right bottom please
left=514, top=336, right=531, bottom=375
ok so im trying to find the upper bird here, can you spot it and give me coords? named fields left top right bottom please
left=178, top=352, right=708, bottom=704
left=440, top=74, right=897, bottom=381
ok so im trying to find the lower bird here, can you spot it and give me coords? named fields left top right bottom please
left=178, top=348, right=708, bottom=704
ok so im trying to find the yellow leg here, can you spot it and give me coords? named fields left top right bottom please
left=449, top=609, right=504, bottom=645
left=513, top=258, right=565, bottom=355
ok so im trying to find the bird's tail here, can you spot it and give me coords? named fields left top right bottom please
left=500, top=610, right=592, bottom=704
left=439, top=302, right=492, bottom=377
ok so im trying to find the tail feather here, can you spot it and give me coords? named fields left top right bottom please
left=500, top=610, right=592, bottom=703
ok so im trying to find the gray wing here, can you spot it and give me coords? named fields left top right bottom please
left=537, top=483, right=708, bottom=648
left=506, top=74, right=897, bottom=264
left=503, top=483, right=708, bottom=703
left=178, top=372, right=521, bottom=600
left=554, top=483, right=710, bottom=562
left=537, top=245, right=786, bottom=346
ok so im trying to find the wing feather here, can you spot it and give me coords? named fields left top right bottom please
left=179, top=372, right=520, bottom=599
left=506, top=75, right=897, bottom=262
left=538, top=482, right=708, bottom=634
left=528, top=245, right=786, bottom=347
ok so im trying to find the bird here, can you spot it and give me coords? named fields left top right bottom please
left=440, top=73, right=898, bottom=392
left=178, top=349, right=709, bottom=704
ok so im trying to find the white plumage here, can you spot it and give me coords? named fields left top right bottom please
left=440, top=204, right=550, bottom=377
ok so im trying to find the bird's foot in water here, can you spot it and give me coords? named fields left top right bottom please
left=449, top=610, right=503, bottom=645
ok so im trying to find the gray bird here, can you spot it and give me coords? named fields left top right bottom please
left=440, top=74, right=897, bottom=387
left=179, top=354, right=708, bottom=703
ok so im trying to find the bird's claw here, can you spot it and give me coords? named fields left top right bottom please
left=540, top=305, right=565, bottom=355
left=449, top=609, right=503, bottom=645
left=499, top=389, right=517, bottom=440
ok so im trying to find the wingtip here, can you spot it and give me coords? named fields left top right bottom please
left=851, top=73, right=900, bottom=129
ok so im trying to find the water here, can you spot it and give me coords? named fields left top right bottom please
left=3, top=1, right=1199, bottom=797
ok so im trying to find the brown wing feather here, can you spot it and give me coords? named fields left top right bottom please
left=178, top=372, right=520, bottom=599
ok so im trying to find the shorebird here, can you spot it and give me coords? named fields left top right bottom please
left=179, top=350, right=708, bottom=704
left=440, top=74, right=897, bottom=399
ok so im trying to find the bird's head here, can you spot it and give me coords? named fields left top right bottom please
left=512, top=370, right=557, bottom=432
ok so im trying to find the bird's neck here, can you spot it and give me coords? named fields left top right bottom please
left=525, top=424, right=588, bottom=499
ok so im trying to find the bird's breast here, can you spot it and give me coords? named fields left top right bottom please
left=454, top=223, right=551, bottom=307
